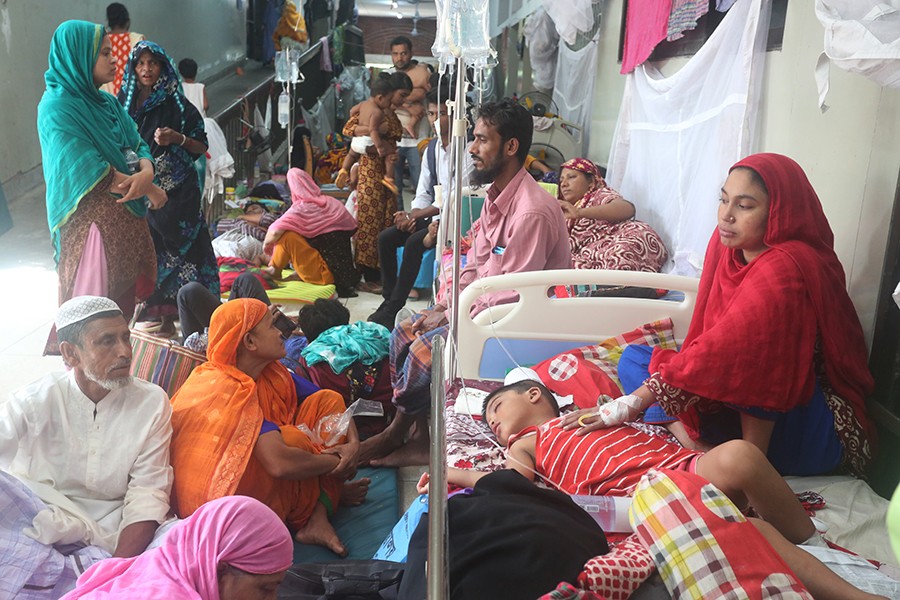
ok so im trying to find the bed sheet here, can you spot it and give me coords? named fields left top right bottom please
left=786, top=474, right=897, bottom=567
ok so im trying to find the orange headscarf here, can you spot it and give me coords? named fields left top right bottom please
left=170, top=299, right=298, bottom=517
left=170, top=299, right=344, bottom=525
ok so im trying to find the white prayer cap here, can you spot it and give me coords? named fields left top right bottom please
left=56, top=296, right=122, bottom=330
left=504, top=367, right=541, bottom=386
left=503, top=366, right=575, bottom=410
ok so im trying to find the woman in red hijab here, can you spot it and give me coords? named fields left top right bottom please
left=570, top=154, right=875, bottom=477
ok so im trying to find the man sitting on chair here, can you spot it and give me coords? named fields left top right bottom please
left=0, top=296, right=173, bottom=598
left=358, top=98, right=572, bottom=467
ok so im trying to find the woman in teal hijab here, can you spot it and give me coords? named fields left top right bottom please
left=37, top=20, right=166, bottom=353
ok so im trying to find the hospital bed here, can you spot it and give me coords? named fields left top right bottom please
left=427, top=268, right=898, bottom=598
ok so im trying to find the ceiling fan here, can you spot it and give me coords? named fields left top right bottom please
left=393, top=0, right=421, bottom=35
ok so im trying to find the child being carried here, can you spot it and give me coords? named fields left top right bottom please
left=335, top=73, right=399, bottom=195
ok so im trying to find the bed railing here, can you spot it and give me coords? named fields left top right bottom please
left=451, top=269, right=700, bottom=382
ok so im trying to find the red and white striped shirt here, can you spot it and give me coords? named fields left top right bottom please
left=515, top=417, right=700, bottom=496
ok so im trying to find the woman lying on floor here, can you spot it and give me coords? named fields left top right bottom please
left=577, top=153, right=875, bottom=477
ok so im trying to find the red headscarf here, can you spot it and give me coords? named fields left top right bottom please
left=557, top=158, right=604, bottom=200
left=651, top=154, right=874, bottom=452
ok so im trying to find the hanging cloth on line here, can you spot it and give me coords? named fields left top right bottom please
left=607, top=0, right=772, bottom=276
left=523, top=7, right=559, bottom=91
left=552, top=31, right=600, bottom=155
left=667, top=0, right=709, bottom=42
left=541, top=0, right=597, bottom=45
left=620, top=0, right=673, bottom=74
left=814, top=0, right=900, bottom=111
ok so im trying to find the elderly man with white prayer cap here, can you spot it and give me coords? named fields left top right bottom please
left=0, top=296, right=174, bottom=599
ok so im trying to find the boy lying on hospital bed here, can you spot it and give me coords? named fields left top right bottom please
left=421, top=379, right=886, bottom=600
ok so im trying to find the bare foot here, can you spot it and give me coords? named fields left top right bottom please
left=357, top=429, right=404, bottom=465
left=335, top=168, right=350, bottom=189
left=341, top=477, right=371, bottom=506
left=369, top=433, right=430, bottom=468
left=151, top=316, right=177, bottom=339
left=294, top=502, right=347, bottom=556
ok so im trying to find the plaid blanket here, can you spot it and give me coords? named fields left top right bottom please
left=0, top=472, right=109, bottom=599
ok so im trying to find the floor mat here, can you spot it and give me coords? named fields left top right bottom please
left=293, top=466, right=399, bottom=562
left=223, top=270, right=337, bottom=304
left=266, top=280, right=337, bottom=304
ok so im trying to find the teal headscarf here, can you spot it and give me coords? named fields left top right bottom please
left=37, top=20, right=152, bottom=263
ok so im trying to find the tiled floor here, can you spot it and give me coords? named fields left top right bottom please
left=0, top=184, right=64, bottom=399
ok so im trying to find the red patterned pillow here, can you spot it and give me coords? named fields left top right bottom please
left=530, top=319, right=678, bottom=409
left=630, top=469, right=813, bottom=599
left=532, top=352, right=623, bottom=409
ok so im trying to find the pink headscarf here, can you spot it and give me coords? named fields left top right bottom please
left=62, top=496, right=294, bottom=600
left=269, top=168, right=357, bottom=240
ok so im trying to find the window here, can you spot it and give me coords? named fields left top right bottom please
left=617, top=0, right=788, bottom=63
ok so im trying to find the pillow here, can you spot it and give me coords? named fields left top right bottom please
left=533, top=318, right=678, bottom=405
left=532, top=352, right=623, bottom=410
left=630, top=469, right=813, bottom=599
left=445, top=379, right=506, bottom=472
left=579, top=534, right=656, bottom=600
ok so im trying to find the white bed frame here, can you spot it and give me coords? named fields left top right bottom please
left=448, top=269, right=700, bottom=382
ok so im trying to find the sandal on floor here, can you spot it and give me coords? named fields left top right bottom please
left=356, top=281, right=383, bottom=294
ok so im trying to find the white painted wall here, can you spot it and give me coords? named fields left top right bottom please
left=579, top=1, right=900, bottom=346
left=0, top=0, right=246, bottom=185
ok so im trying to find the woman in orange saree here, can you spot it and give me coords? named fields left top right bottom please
left=169, top=299, right=365, bottom=555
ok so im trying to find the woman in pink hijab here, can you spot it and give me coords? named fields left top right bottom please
left=62, top=496, right=293, bottom=600
left=263, top=168, right=359, bottom=297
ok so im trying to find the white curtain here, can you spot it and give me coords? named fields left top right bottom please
left=815, top=0, right=900, bottom=111
left=607, top=0, right=771, bottom=276
left=552, top=31, right=600, bottom=156
left=542, top=0, right=597, bottom=45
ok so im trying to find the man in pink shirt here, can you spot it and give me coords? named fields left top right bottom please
left=358, top=99, right=571, bottom=467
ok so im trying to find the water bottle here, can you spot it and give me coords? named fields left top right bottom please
left=570, top=495, right=633, bottom=533
left=123, top=148, right=140, bottom=174
left=278, top=91, right=291, bottom=129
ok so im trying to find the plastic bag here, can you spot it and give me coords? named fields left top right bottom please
left=297, top=399, right=385, bottom=447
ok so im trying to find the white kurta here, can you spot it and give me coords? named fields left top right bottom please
left=0, top=371, right=173, bottom=553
